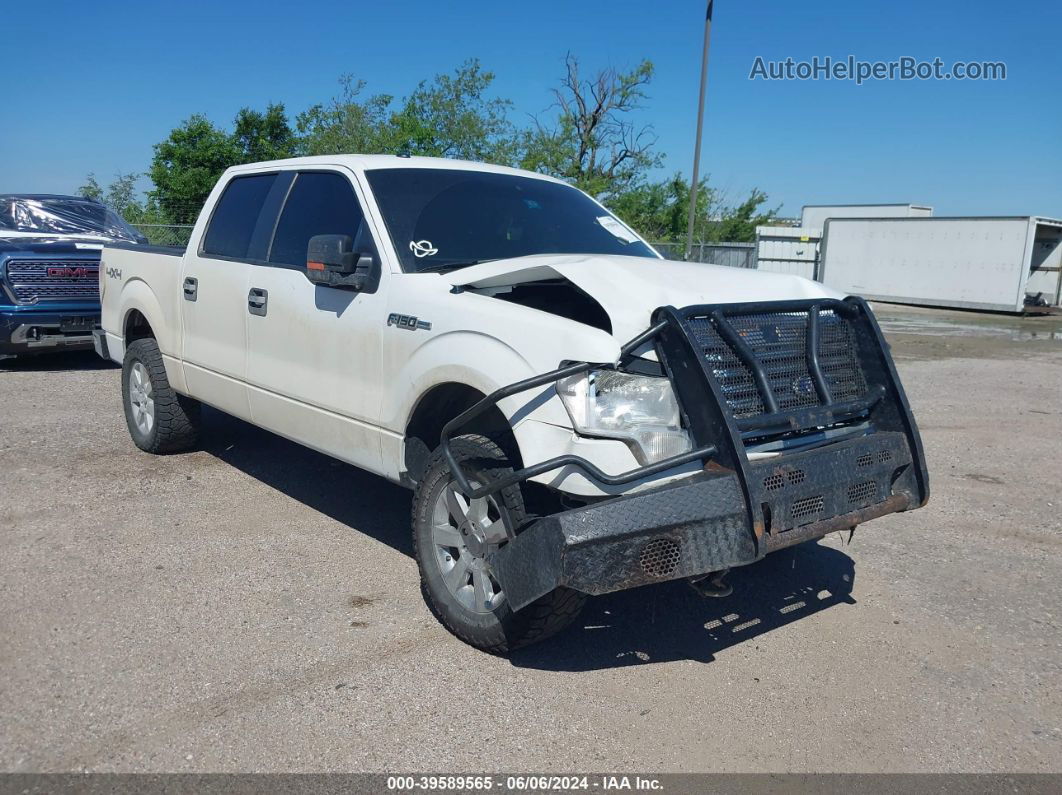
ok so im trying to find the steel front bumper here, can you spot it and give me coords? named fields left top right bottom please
left=446, top=297, right=928, bottom=611
left=0, top=307, right=100, bottom=356
left=489, top=430, right=917, bottom=610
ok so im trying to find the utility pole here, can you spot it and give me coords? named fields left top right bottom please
left=684, top=0, right=714, bottom=260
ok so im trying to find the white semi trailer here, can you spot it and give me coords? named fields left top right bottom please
left=801, top=203, right=932, bottom=229
left=819, top=216, right=1062, bottom=313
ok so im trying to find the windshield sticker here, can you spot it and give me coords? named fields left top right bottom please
left=596, top=216, right=639, bottom=244
left=409, top=239, right=438, bottom=258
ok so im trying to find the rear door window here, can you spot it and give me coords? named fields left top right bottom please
left=201, top=173, right=277, bottom=259
left=267, top=171, right=369, bottom=267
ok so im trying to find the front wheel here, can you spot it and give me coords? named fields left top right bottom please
left=412, top=434, right=585, bottom=653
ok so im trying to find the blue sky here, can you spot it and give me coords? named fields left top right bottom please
left=2, top=0, right=1059, bottom=218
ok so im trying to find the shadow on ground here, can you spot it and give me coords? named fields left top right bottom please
left=198, top=407, right=413, bottom=557
left=511, top=541, right=856, bottom=671
left=197, top=407, right=857, bottom=670
left=0, top=350, right=116, bottom=372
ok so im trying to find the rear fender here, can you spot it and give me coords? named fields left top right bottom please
left=118, top=278, right=186, bottom=391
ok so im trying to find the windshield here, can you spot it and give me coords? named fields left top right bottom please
left=0, top=196, right=144, bottom=242
left=364, top=168, right=658, bottom=272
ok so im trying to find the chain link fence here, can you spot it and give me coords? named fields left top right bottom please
left=651, top=241, right=756, bottom=268
left=133, top=224, right=195, bottom=247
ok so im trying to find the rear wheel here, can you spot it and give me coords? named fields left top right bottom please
left=412, top=434, right=585, bottom=653
left=122, top=338, right=201, bottom=454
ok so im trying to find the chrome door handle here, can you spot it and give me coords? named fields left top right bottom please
left=183, top=277, right=198, bottom=302
left=248, top=288, right=268, bottom=316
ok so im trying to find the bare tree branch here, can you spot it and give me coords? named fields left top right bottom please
left=524, top=54, right=661, bottom=197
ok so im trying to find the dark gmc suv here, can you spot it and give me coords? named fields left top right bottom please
left=0, top=194, right=145, bottom=360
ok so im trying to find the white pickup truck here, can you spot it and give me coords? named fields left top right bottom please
left=95, top=155, right=929, bottom=652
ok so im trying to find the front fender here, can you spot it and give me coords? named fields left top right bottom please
left=383, top=328, right=689, bottom=497
left=386, top=329, right=573, bottom=435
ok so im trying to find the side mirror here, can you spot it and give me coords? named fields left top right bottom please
left=306, top=234, right=375, bottom=291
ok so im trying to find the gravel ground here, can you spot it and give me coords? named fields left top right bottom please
left=1, top=305, right=1060, bottom=773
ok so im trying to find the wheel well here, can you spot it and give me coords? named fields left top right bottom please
left=404, top=383, right=523, bottom=483
left=124, top=309, right=155, bottom=344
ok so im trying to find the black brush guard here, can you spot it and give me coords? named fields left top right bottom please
left=440, top=296, right=929, bottom=610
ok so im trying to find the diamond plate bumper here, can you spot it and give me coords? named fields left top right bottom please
left=490, top=430, right=918, bottom=610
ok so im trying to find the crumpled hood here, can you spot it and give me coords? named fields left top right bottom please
left=450, top=253, right=845, bottom=342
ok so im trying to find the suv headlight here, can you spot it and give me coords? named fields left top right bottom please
left=556, top=370, right=693, bottom=465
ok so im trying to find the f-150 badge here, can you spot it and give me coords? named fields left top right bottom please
left=387, top=313, right=431, bottom=331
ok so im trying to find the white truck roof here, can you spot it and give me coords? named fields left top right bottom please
left=223, top=154, right=569, bottom=184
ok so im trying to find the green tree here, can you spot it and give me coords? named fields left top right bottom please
left=78, top=172, right=154, bottom=223
left=608, top=173, right=718, bottom=243
left=102, top=172, right=141, bottom=220
left=132, top=56, right=777, bottom=246
left=233, top=102, right=296, bottom=162
left=607, top=175, right=778, bottom=245
left=78, top=174, right=104, bottom=202
left=388, top=59, right=516, bottom=163
left=710, top=189, right=779, bottom=242
left=296, top=76, right=395, bottom=156
left=296, top=61, right=516, bottom=162
left=521, top=54, right=662, bottom=199
left=149, top=114, right=240, bottom=223
left=150, top=105, right=296, bottom=221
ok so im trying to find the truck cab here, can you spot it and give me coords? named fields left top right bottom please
left=95, top=156, right=929, bottom=653
left=0, top=194, right=145, bottom=360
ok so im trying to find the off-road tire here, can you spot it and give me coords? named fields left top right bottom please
left=122, top=338, right=201, bottom=454
left=413, top=433, right=585, bottom=653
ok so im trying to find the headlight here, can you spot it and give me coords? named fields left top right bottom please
left=556, top=370, right=693, bottom=464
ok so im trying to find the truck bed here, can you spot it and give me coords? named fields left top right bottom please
left=106, top=242, right=186, bottom=257
left=98, top=243, right=187, bottom=367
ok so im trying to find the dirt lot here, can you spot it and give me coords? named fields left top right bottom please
left=2, top=304, right=1061, bottom=773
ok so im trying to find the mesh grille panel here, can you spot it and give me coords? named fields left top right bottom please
left=791, top=495, right=825, bottom=525
left=819, top=311, right=867, bottom=402
left=847, top=481, right=878, bottom=507
left=640, top=538, right=681, bottom=578
left=687, top=308, right=868, bottom=423
left=764, top=473, right=785, bottom=491
left=689, top=316, right=766, bottom=417
left=5, top=260, right=100, bottom=303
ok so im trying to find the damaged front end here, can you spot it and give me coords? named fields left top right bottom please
left=441, top=296, right=929, bottom=610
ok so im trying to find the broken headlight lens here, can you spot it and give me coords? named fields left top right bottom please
left=556, top=370, right=693, bottom=465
